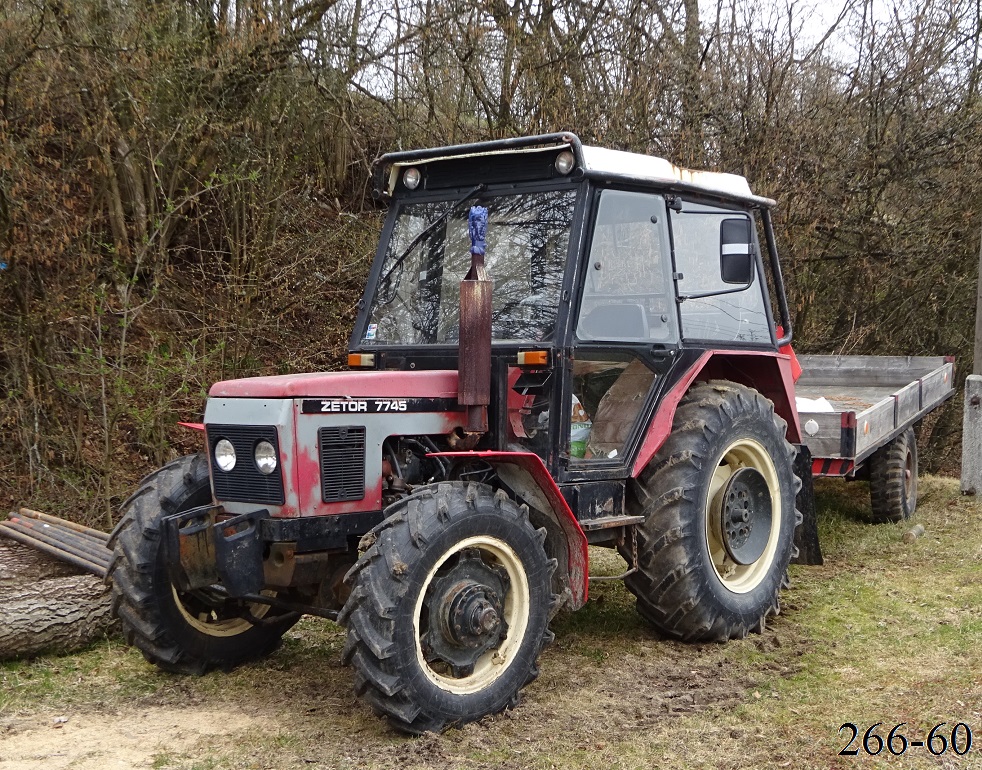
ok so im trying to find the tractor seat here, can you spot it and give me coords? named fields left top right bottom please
left=587, top=359, right=657, bottom=458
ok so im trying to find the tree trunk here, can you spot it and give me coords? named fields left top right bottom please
left=0, top=539, right=118, bottom=661
left=680, top=0, right=705, bottom=167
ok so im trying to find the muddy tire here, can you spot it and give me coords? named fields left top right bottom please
left=869, top=427, right=917, bottom=523
left=339, top=482, right=557, bottom=734
left=624, top=381, right=801, bottom=641
left=109, top=454, right=297, bottom=674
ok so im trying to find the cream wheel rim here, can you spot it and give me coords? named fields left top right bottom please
left=413, top=535, right=530, bottom=695
left=172, top=585, right=272, bottom=637
left=705, top=438, right=782, bottom=594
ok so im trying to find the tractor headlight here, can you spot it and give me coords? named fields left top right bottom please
left=215, top=438, right=237, bottom=472
left=403, top=167, right=421, bottom=190
left=554, top=150, right=575, bottom=175
left=254, top=440, right=278, bottom=475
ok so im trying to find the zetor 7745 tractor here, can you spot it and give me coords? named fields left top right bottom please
left=109, top=132, right=954, bottom=734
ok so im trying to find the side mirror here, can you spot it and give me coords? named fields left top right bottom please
left=720, top=218, right=754, bottom=285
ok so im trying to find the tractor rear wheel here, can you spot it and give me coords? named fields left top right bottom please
left=869, top=427, right=918, bottom=523
left=340, top=482, right=557, bottom=734
left=109, top=454, right=298, bottom=674
left=624, top=381, right=801, bottom=641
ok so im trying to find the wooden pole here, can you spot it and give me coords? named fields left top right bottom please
left=974, top=222, right=982, bottom=375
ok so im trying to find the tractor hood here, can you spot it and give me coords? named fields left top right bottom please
left=208, top=369, right=460, bottom=399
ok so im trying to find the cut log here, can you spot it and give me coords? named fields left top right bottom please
left=0, top=539, right=118, bottom=661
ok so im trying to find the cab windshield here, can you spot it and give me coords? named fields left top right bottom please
left=364, top=189, right=576, bottom=345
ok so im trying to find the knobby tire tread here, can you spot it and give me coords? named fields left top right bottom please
left=624, top=381, right=802, bottom=642
left=340, top=482, right=557, bottom=734
left=108, top=454, right=294, bottom=674
left=869, top=427, right=917, bottom=523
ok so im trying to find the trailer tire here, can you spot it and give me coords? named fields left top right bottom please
left=624, top=381, right=801, bottom=642
left=340, top=482, right=557, bottom=734
left=869, top=427, right=917, bottom=523
left=109, top=454, right=297, bottom=674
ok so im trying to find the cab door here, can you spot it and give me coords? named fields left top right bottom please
left=562, top=189, right=679, bottom=481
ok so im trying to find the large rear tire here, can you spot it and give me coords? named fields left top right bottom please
left=109, top=454, right=298, bottom=674
left=869, top=427, right=917, bottom=523
left=340, top=482, right=557, bottom=734
left=624, top=381, right=801, bottom=641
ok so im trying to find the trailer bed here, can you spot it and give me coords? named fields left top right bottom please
left=794, top=355, right=955, bottom=475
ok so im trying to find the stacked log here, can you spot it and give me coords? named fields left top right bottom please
left=0, top=527, right=118, bottom=661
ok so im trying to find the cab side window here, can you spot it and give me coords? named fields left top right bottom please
left=672, top=202, right=770, bottom=343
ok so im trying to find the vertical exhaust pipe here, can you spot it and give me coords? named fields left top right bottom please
left=458, top=204, right=491, bottom=436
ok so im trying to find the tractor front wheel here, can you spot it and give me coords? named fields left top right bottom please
left=625, top=381, right=801, bottom=641
left=340, top=482, right=557, bottom=734
left=109, top=454, right=298, bottom=674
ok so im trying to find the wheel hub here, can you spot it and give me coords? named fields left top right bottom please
left=445, top=581, right=503, bottom=645
left=719, top=466, right=773, bottom=566
left=423, top=549, right=510, bottom=677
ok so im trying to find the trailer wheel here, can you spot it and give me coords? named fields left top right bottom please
left=624, top=381, right=801, bottom=641
left=109, top=454, right=297, bottom=674
left=869, top=427, right=917, bottom=523
left=340, top=482, right=557, bottom=734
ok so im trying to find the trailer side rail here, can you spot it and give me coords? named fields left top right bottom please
left=795, top=355, right=955, bottom=471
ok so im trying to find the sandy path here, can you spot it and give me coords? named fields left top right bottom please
left=0, top=706, right=266, bottom=769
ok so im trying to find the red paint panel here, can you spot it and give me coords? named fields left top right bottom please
left=431, top=450, right=589, bottom=609
left=276, top=440, right=300, bottom=517
left=506, top=366, right=534, bottom=439
left=775, top=325, right=802, bottom=382
left=290, top=409, right=465, bottom=519
left=293, top=432, right=320, bottom=519
left=292, top=420, right=385, bottom=517
left=631, top=351, right=713, bottom=479
left=209, top=370, right=459, bottom=399
left=631, top=350, right=802, bottom=478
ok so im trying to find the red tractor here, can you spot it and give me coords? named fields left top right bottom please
left=109, top=132, right=953, bottom=733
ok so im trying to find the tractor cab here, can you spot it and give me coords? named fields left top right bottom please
left=351, top=133, right=792, bottom=489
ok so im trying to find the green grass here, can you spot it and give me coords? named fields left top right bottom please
left=2, top=476, right=981, bottom=769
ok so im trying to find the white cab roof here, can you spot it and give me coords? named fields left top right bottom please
left=580, top=146, right=772, bottom=206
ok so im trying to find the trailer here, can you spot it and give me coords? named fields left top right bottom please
left=795, top=354, right=955, bottom=521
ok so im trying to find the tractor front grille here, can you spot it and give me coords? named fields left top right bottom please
left=319, top=426, right=366, bottom=502
left=207, top=424, right=285, bottom=505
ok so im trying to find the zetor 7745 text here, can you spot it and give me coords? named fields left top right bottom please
left=109, top=132, right=954, bottom=734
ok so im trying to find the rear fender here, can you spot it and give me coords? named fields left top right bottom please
left=632, top=351, right=801, bottom=478
left=431, top=451, right=589, bottom=610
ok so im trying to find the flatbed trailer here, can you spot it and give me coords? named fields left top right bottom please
left=796, top=354, right=956, bottom=480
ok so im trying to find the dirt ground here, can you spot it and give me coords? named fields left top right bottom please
left=0, top=707, right=270, bottom=769
left=2, top=477, right=981, bottom=770
left=0, top=570, right=808, bottom=770
left=0, top=633, right=774, bottom=770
